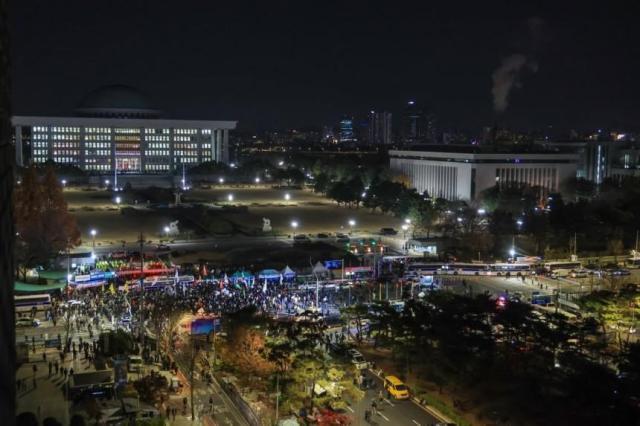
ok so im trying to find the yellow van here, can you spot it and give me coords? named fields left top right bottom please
left=384, top=375, right=409, bottom=400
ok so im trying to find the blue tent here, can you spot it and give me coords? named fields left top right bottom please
left=281, top=266, right=296, bottom=278
left=258, top=269, right=281, bottom=280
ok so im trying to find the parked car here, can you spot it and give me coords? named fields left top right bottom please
left=293, top=234, right=311, bottom=245
left=379, top=227, right=398, bottom=236
left=351, top=354, right=369, bottom=370
left=16, top=318, right=40, bottom=328
left=316, top=233, right=330, bottom=239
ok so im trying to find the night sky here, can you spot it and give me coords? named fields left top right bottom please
left=10, top=1, right=640, bottom=133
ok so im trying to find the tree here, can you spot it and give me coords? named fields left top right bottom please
left=0, top=1, right=15, bottom=420
left=313, top=173, right=330, bottom=194
left=14, top=166, right=80, bottom=278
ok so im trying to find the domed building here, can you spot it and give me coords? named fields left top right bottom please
left=12, top=85, right=236, bottom=173
left=75, top=85, right=161, bottom=119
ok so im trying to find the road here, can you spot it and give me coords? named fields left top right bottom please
left=345, top=369, right=441, bottom=426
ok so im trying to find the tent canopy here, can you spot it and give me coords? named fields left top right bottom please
left=15, top=281, right=66, bottom=294
left=312, top=261, right=328, bottom=275
left=281, top=265, right=296, bottom=277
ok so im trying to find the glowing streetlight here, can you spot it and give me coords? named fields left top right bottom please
left=402, top=223, right=409, bottom=241
left=164, top=226, right=170, bottom=238
left=219, top=177, right=225, bottom=184
left=227, top=194, right=234, bottom=202
left=91, top=252, right=97, bottom=260
left=255, top=177, right=261, bottom=184
left=90, top=229, right=97, bottom=249
left=284, top=193, right=291, bottom=201
left=278, top=161, right=284, bottom=166
left=114, top=196, right=121, bottom=204
left=509, top=248, right=516, bottom=258
left=291, top=220, right=298, bottom=236
left=105, top=179, right=110, bottom=186
left=404, top=218, right=411, bottom=225
left=348, top=219, right=356, bottom=235
left=516, top=219, right=524, bottom=226
left=61, top=179, right=67, bottom=187
left=477, top=208, right=486, bottom=215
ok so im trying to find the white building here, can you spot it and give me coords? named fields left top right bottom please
left=389, top=147, right=578, bottom=201
left=12, top=85, right=236, bottom=173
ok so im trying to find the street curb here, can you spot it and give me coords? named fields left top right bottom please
left=411, top=396, right=455, bottom=425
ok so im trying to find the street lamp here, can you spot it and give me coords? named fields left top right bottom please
left=61, top=179, right=67, bottom=187
left=255, top=177, right=261, bottom=184
left=348, top=219, right=356, bottom=235
left=404, top=218, right=411, bottom=225
left=509, top=247, right=516, bottom=258
left=219, top=177, right=225, bottom=184
left=164, top=226, right=170, bottom=238
left=291, top=220, right=298, bottom=237
left=227, top=194, right=234, bottom=202
left=105, top=179, right=110, bottom=186
left=284, top=193, right=291, bottom=201
left=114, top=196, right=121, bottom=205
left=90, top=229, right=97, bottom=249
left=477, top=208, right=486, bottom=215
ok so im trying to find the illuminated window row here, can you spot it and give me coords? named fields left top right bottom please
left=53, top=142, right=80, bottom=148
left=202, top=129, right=212, bottom=135
left=32, top=142, right=48, bottom=148
left=145, top=150, right=170, bottom=156
left=52, top=127, right=80, bottom=133
left=174, top=150, right=198, bottom=157
left=33, top=157, right=47, bottom=163
left=53, top=150, right=79, bottom=156
left=175, top=128, right=197, bottom=135
left=52, top=134, right=80, bottom=140
left=85, top=135, right=111, bottom=141
left=85, top=150, right=110, bottom=156
left=33, top=133, right=48, bottom=140
left=114, top=128, right=140, bottom=134
left=148, top=143, right=170, bottom=148
left=175, top=143, right=197, bottom=149
left=85, top=127, right=110, bottom=133
left=53, top=157, right=77, bottom=163
left=176, top=157, right=198, bottom=163
left=33, top=149, right=48, bottom=156
left=145, top=128, right=170, bottom=135
left=146, top=135, right=170, bottom=141
left=33, top=126, right=48, bottom=132
left=85, top=142, right=110, bottom=148
left=85, top=158, right=111, bottom=164
left=85, top=164, right=110, bottom=170
left=145, top=164, right=170, bottom=171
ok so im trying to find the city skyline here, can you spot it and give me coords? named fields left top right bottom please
left=11, top=1, right=640, bottom=132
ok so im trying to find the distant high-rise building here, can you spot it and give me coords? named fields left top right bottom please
left=401, top=100, right=437, bottom=144
left=339, top=116, right=356, bottom=143
left=367, top=110, right=392, bottom=145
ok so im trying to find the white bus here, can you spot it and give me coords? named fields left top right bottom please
left=404, top=263, right=444, bottom=279
left=15, top=294, right=52, bottom=313
left=543, top=261, right=582, bottom=272
left=445, top=263, right=490, bottom=275
left=489, top=263, right=532, bottom=275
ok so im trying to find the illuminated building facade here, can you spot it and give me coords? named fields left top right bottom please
left=12, top=85, right=236, bottom=172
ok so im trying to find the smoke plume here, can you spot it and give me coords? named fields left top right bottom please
left=491, top=17, right=546, bottom=113
left=491, top=54, right=537, bottom=112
